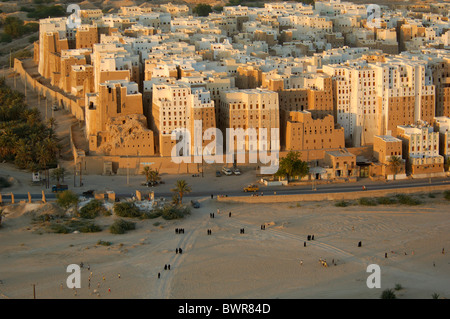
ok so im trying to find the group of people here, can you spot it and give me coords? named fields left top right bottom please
left=260, top=224, right=266, bottom=230
left=175, top=248, right=183, bottom=254
left=209, top=213, right=215, bottom=218
left=175, top=228, right=185, bottom=234
left=307, top=235, right=315, bottom=241
left=207, top=229, right=212, bottom=235
left=240, top=228, right=245, bottom=234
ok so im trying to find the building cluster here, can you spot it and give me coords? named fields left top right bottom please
left=33, top=0, right=450, bottom=179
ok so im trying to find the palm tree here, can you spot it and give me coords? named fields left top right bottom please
left=387, top=155, right=402, bottom=180
left=141, top=166, right=152, bottom=182
left=149, top=169, right=161, bottom=183
left=171, top=180, right=191, bottom=204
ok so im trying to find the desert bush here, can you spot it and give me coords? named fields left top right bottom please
left=396, top=194, right=421, bottom=206
left=97, top=240, right=112, bottom=246
left=444, top=190, right=450, bottom=201
left=48, top=219, right=101, bottom=233
left=428, top=193, right=436, bottom=198
left=0, top=177, right=11, bottom=189
left=152, top=205, right=191, bottom=220
left=79, top=200, right=108, bottom=219
left=381, top=289, right=396, bottom=299
left=394, top=283, right=403, bottom=291
left=358, top=197, right=377, bottom=206
left=114, top=202, right=142, bottom=218
left=335, top=200, right=349, bottom=207
left=109, top=219, right=136, bottom=234
left=49, top=223, right=69, bottom=234
left=376, top=197, right=397, bottom=205
left=56, top=190, right=79, bottom=210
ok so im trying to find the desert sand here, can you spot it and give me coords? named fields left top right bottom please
left=0, top=193, right=449, bottom=299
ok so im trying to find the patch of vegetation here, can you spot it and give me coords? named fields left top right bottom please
left=376, top=197, right=397, bottom=205
left=444, top=190, right=450, bottom=201
left=394, top=283, right=403, bottom=291
left=380, top=288, right=397, bottom=299
left=335, top=200, right=349, bottom=207
left=97, top=240, right=112, bottom=246
left=358, top=197, right=377, bottom=206
left=109, top=219, right=136, bottom=234
left=114, top=202, right=142, bottom=218
left=0, top=80, right=60, bottom=170
left=79, top=200, right=109, bottom=219
left=151, top=205, right=191, bottom=221
left=432, top=293, right=440, bottom=299
left=48, top=219, right=101, bottom=234
left=395, top=194, right=421, bottom=206
left=56, top=190, right=79, bottom=210
left=153, top=222, right=161, bottom=227
left=27, top=5, right=66, bottom=20
left=0, top=176, right=11, bottom=189
left=193, top=4, right=213, bottom=17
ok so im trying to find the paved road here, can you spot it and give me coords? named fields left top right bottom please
left=2, top=177, right=449, bottom=202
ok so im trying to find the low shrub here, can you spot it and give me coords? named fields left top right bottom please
left=114, top=202, right=142, bottom=218
left=396, top=194, right=421, bottom=206
left=335, top=200, right=349, bottom=207
left=358, top=197, right=377, bottom=206
left=152, top=205, right=191, bottom=220
left=376, top=197, right=397, bottom=205
left=444, top=190, right=450, bottom=201
left=79, top=199, right=109, bottom=219
left=97, top=240, right=112, bottom=246
left=48, top=219, right=101, bottom=233
left=381, top=289, right=396, bottom=299
left=110, top=219, right=136, bottom=234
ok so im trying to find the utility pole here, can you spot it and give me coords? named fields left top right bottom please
left=74, top=164, right=76, bottom=187
left=127, top=156, right=130, bottom=185
left=32, top=284, right=36, bottom=299
left=79, top=161, right=82, bottom=187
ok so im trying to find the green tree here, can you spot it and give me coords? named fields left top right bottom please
left=56, top=190, right=79, bottom=210
left=171, top=180, right=191, bottom=204
left=193, top=4, right=213, bottom=17
left=388, top=155, right=403, bottom=180
left=275, top=151, right=309, bottom=183
left=51, top=167, right=66, bottom=183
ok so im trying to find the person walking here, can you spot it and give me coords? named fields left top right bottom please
left=176, top=248, right=178, bottom=254
left=168, top=265, right=171, bottom=270
left=158, top=272, right=160, bottom=279
left=179, top=248, right=182, bottom=254
left=229, top=212, right=231, bottom=217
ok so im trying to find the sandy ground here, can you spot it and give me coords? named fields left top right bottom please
left=0, top=193, right=449, bottom=299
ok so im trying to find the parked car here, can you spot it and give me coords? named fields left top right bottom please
left=233, top=168, right=241, bottom=175
left=191, top=200, right=200, bottom=208
left=216, top=171, right=221, bottom=177
left=243, top=184, right=259, bottom=192
left=141, top=181, right=158, bottom=187
left=52, top=184, right=68, bottom=193
left=222, top=167, right=233, bottom=176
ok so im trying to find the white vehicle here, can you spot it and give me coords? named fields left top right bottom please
left=222, top=167, right=233, bottom=176
left=233, top=168, right=241, bottom=175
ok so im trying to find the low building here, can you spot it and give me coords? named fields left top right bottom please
left=371, top=135, right=407, bottom=180
left=397, top=124, right=445, bottom=178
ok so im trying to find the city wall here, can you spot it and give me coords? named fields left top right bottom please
left=217, top=184, right=450, bottom=203
left=14, top=59, right=85, bottom=122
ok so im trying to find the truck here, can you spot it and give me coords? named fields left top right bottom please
left=52, top=184, right=68, bottom=193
